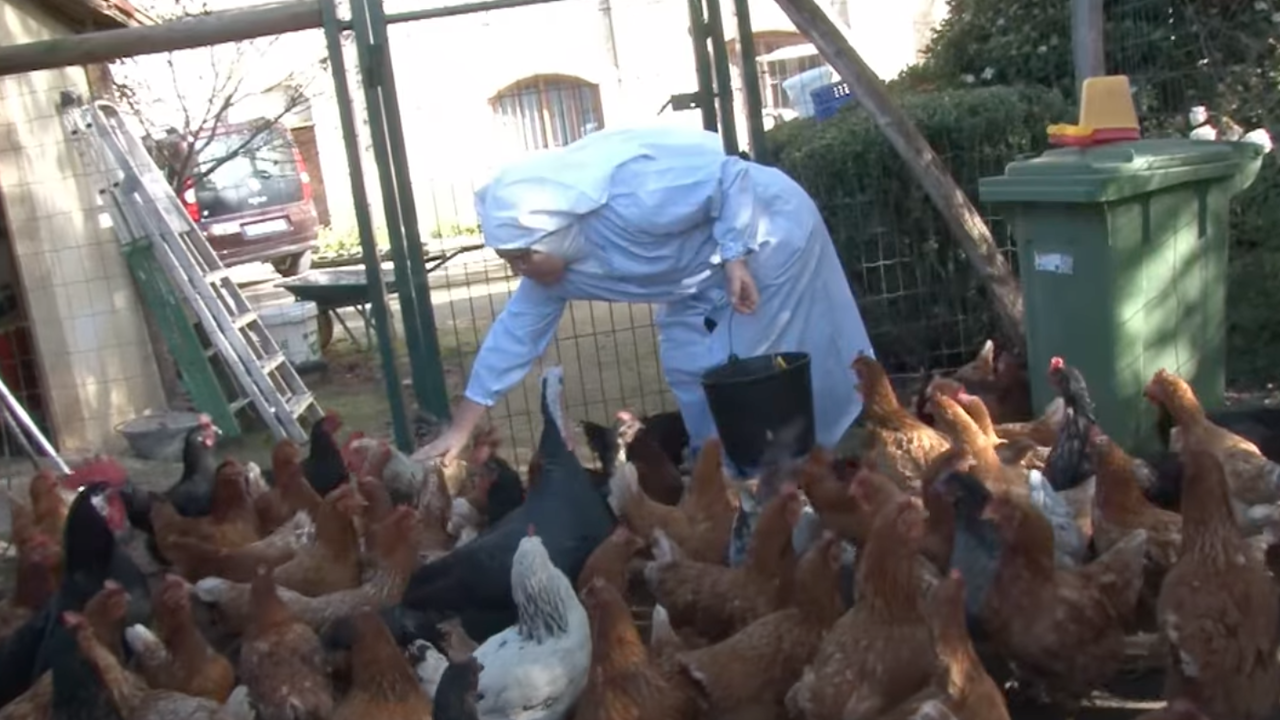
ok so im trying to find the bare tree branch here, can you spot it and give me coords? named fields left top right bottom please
left=108, top=1, right=324, bottom=193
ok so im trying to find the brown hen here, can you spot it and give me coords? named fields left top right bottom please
left=677, top=531, right=845, bottom=718
left=272, top=481, right=364, bottom=597
left=978, top=492, right=1148, bottom=707
left=854, top=354, right=951, bottom=493
left=1157, top=448, right=1280, bottom=720
left=786, top=496, right=935, bottom=720
left=872, top=569, right=1010, bottom=720
left=573, top=577, right=701, bottom=720
left=609, top=439, right=736, bottom=565
left=643, top=485, right=801, bottom=641
left=333, top=609, right=433, bottom=720
left=127, top=574, right=236, bottom=702
left=238, top=567, right=333, bottom=720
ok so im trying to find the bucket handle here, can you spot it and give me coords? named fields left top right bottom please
left=724, top=311, right=739, bottom=363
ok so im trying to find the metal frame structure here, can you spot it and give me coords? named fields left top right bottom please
left=318, top=0, right=762, bottom=449
left=0, top=0, right=767, bottom=453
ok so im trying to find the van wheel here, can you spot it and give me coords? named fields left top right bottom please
left=273, top=250, right=313, bottom=278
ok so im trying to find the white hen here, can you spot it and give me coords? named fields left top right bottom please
left=473, top=531, right=591, bottom=720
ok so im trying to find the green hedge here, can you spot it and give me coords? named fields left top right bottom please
left=880, top=0, right=1280, bottom=389
left=767, top=85, right=1070, bottom=374
left=771, top=82, right=1280, bottom=389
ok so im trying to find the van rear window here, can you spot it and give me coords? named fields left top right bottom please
left=195, top=126, right=298, bottom=190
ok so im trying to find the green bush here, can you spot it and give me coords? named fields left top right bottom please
left=768, top=85, right=1070, bottom=373
left=891, top=0, right=1280, bottom=388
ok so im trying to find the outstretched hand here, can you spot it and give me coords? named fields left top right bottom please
left=410, top=427, right=469, bottom=466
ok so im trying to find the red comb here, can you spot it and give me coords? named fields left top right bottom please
left=197, top=414, right=212, bottom=427
left=62, top=456, right=129, bottom=490
left=948, top=568, right=962, bottom=580
left=527, top=524, right=536, bottom=537
left=1049, top=356, right=1065, bottom=371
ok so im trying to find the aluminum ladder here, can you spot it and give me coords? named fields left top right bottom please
left=58, top=93, right=321, bottom=443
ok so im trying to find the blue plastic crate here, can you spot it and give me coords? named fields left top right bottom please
left=810, top=81, right=852, bottom=121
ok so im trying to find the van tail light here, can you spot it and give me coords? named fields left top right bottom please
left=293, top=147, right=313, bottom=204
left=180, top=178, right=200, bottom=222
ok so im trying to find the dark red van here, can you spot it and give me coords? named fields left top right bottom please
left=179, top=120, right=319, bottom=277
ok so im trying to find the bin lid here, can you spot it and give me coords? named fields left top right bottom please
left=979, top=138, right=1265, bottom=204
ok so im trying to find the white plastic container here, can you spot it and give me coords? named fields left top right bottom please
left=259, top=300, right=321, bottom=368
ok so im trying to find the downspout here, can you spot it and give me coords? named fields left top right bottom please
left=599, top=0, right=621, bottom=84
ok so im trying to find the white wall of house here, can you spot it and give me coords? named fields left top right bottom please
left=0, top=0, right=166, bottom=451
left=300, top=0, right=947, bottom=240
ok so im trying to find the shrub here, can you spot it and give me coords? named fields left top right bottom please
left=767, top=85, right=1070, bottom=373
left=896, top=0, right=1280, bottom=387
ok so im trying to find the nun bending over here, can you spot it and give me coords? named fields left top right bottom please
left=412, top=125, right=874, bottom=468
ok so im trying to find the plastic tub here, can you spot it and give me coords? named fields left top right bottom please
left=702, top=351, right=816, bottom=473
left=116, top=411, right=203, bottom=461
left=259, top=300, right=321, bottom=368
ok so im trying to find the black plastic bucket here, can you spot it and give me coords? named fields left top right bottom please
left=701, top=351, right=816, bottom=473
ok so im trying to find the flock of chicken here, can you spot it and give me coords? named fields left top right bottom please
left=0, top=343, right=1276, bottom=720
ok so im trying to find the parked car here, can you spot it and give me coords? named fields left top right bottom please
left=174, top=120, right=319, bottom=277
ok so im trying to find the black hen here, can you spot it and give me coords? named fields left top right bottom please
left=580, top=419, right=619, bottom=481
left=0, top=482, right=143, bottom=709
left=484, top=457, right=525, bottom=527
left=304, top=411, right=348, bottom=496
left=118, top=418, right=220, bottom=537
left=400, top=366, right=616, bottom=642
left=1044, top=356, right=1098, bottom=492
left=433, top=655, right=482, bottom=720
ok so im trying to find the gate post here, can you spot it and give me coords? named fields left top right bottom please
left=319, top=0, right=412, bottom=449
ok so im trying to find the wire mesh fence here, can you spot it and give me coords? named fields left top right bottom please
left=1106, top=0, right=1280, bottom=387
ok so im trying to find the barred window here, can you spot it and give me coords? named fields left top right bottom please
left=491, top=75, right=604, bottom=152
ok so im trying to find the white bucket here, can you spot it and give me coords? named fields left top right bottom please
left=259, top=300, right=321, bottom=368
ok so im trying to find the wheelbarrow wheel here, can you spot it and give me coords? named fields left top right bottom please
left=317, top=311, right=335, bottom=350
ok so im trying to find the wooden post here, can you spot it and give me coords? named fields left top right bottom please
left=1072, top=0, right=1106, bottom=99
left=0, top=1, right=321, bottom=78
left=771, top=0, right=1026, bottom=349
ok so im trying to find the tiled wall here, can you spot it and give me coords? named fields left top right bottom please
left=0, top=0, right=165, bottom=452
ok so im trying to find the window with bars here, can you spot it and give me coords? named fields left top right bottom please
left=741, top=32, right=824, bottom=111
left=491, top=75, right=605, bottom=152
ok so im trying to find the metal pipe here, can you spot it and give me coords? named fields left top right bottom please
left=0, top=377, right=68, bottom=475
left=598, top=0, right=620, bottom=77
left=383, top=0, right=568, bottom=24
left=687, top=0, right=718, bottom=132
left=366, top=0, right=452, bottom=419
left=732, top=0, right=767, bottom=160
left=701, top=0, right=738, bottom=154
left=322, top=0, right=411, bottom=451
left=350, top=0, right=434, bottom=436
left=1071, top=0, right=1105, bottom=100
left=0, top=1, right=321, bottom=77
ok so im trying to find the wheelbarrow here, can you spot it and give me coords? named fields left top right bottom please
left=279, top=244, right=485, bottom=350
left=278, top=266, right=399, bottom=350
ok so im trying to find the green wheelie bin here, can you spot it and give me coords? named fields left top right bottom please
left=979, top=138, right=1266, bottom=450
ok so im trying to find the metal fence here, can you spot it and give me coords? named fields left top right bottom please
left=1103, top=0, right=1280, bottom=388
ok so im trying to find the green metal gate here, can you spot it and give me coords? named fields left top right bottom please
left=319, top=0, right=766, bottom=454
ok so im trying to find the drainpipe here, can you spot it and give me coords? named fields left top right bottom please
left=599, top=0, right=621, bottom=84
